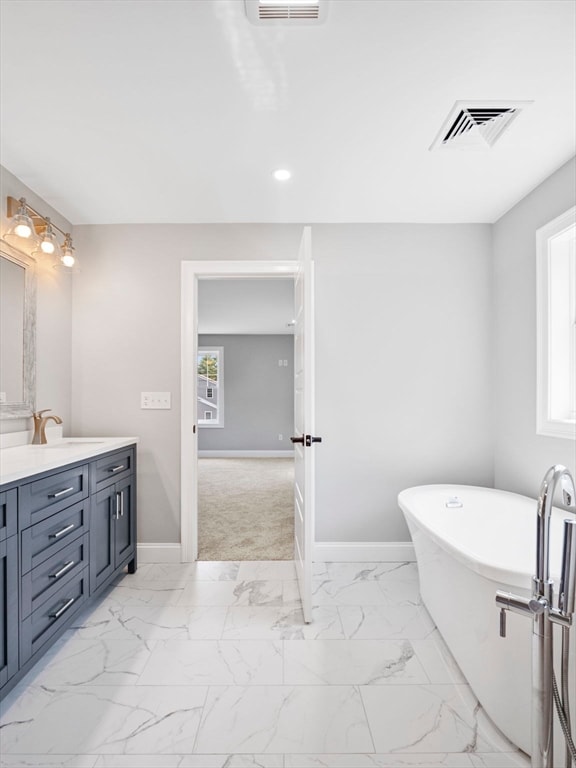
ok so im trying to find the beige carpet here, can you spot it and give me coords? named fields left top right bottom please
left=198, top=457, right=295, bottom=561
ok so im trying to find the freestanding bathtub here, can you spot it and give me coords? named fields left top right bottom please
left=399, top=484, right=576, bottom=758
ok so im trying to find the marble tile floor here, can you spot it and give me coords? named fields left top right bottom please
left=0, top=560, right=531, bottom=768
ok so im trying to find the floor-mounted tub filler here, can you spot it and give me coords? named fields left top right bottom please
left=399, top=468, right=576, bottom=768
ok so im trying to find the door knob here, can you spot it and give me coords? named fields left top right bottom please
left=290, top=435, right=323, bottom=447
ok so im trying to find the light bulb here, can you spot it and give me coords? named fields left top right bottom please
left=41, top=239, right=56, bottom=254
left=273, top=169, right=291, bottom=181
left=61, top=253, right=75, bottom=268
left=39, top=219, right=58, bottom=254
left=14, top=221, right=33, bottom=238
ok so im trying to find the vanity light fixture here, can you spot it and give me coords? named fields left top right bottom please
left=32, top=216, right=61, bottom=260
left=60, top=234, right=76, bottom=268
left=4, top=197, right=36, bottom=240
left=4, top=196, right=78, bottom=270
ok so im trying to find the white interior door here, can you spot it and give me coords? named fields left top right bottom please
left=292, top=226, right=318, bottom=624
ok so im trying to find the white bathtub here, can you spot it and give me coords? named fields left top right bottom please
left=399, top=483, right=576, bottom=757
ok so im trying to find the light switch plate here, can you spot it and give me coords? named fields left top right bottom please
left=141, top=392, right=171, bottom=409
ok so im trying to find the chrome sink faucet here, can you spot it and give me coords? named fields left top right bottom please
left=31, top=409, right=63, bottom=444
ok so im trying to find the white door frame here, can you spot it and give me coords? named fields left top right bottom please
left=180, top=259, right=298, bottom=562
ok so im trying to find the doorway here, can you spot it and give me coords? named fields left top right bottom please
left=180, top=260, right=299, bottom=564
left=195, top=280, right=296, bottom=560
left=181, top=236, right=315, bottom=622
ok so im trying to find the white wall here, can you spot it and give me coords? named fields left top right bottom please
left=493, top=157, right=576, bottom=496
left=0, top=166, right=73, bottom=434
left=71, top=222, right=493, bottom=544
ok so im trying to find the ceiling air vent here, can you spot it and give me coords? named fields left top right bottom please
left=430, top=100, right=533, bottom=150
left=245, top=0, right=329, bottom=25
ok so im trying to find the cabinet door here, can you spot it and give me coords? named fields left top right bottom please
left=114, top=477, right=135, bottom=569
left=0, top=489, right=17, bottom=542
left=90, top=487, right=115, bottom=593
left=0, top=536, right=18, bottom=689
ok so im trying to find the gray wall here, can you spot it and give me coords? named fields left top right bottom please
left=4, top=159, right=574, bottom=548
left=198, top=280, right=294, bottom=335
left=70, top=222, right=494, bottom=544
left=198, top=334, right=294, bottom=452
left=312, top=224, right=493, bottom=541
left=70, top=224, right=300, bottom=545
left=493, top=157, right=576, bottom=495
left=0, top=166, right=73, bottom=434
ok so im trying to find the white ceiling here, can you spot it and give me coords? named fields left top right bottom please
left=1, top=0, right=574, bottom=225
left=198, top=278, right=294, bottom=334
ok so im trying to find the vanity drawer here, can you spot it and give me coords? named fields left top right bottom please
left=93, top=447, right=134, bottom=489
left=21, top=499, right=89, bottom=575
left=21, top=534, right=89, bottom=619
left=0, top=489, right=17, bottom=541
left=20, top=566, right=88, bottom=664
left=19, top=465, right=89, bottom=528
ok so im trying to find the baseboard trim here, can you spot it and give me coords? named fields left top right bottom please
left=137, top=541, right=414, bottom=563
left=314, top=541, right=415, bottom=562
left=198, top=450, right=294, bottom=458
left=137, top=543, right=182, bottom=563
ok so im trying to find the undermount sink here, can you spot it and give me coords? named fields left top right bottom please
left=29, top=440, right=105, bottom=449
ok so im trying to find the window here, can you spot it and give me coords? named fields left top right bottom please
left=536, top=206, right=576, bottom=439
left=197, top=347, right=224, bottom=427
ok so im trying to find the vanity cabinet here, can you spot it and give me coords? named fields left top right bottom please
left=91, top=475, right=136, bottom=594
left=0, top=443, right=137, bottom=696
left=0, top=490, right=19, bottom=689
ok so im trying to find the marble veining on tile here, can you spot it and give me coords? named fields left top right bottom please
left=136, top=640, right=283, bottom=686
left=360, top=684, right=517, bottom=754
left=93, top=756, right=285, bottom=767
left=69, top=604, right=229, bottom=640
left=194, top=685, right=375, bottom=753
left=0, top=560, right=525, bottom=765
left=1, top=686, right=208, bottom=755
left=24, top=636, right=154, bottom=687
left=338, top=604, right=435, bottom=640
left=129, top=562, right=240, bottom=582
left=0, top=757, right=99, bottom=768
left=283, top=755, right=475, bottom=767
left=283, top=639, right=430, bottom=685
left=223, top=606, right=345, bottom=640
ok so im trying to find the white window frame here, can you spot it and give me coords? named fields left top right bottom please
left=536, top=205, right=576, bottom=440
left=197, top=346, right=224, bottom=428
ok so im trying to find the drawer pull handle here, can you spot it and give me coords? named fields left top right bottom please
left=50, top=597, right=75, bottom=619
left=50, top=486, right=74, bottom=499
left=109, top=465, right=125, bottom=473
left=50, top=560, right=75, bottom=579
left=51, top=523, right=75, bottom=539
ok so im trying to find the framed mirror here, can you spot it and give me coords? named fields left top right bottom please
left=0, top=242, right=36, bottom=418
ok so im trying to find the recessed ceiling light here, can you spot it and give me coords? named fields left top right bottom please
left=273, top=169, right=292, bottom=181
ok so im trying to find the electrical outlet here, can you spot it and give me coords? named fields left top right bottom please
left=0, top=392, right=6, bottom=404
left=278, top=359, right=283, bottom=366
left=283, top=360, right=288, bottom=367
left=141, top=392, right=171, bottom=409
left=278, top=433, right=283, bottom=441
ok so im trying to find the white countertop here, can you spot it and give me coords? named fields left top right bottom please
left=0, top=437, right=138, bottom=485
